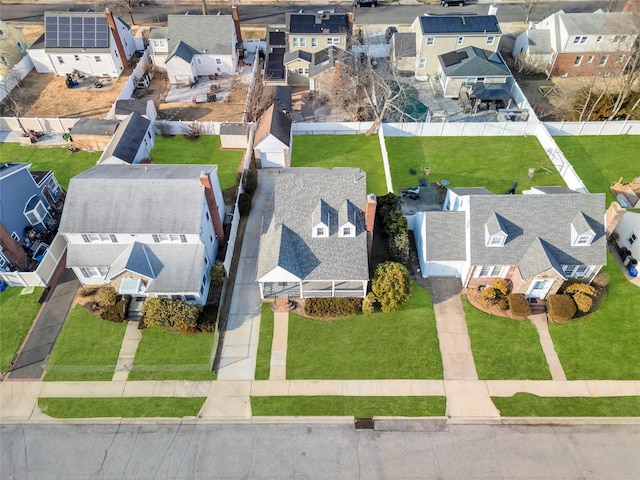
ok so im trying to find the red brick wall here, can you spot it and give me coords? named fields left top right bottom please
left=551, top=52, right=627, bottom=77
left=0, top=224, right=27, bottom=270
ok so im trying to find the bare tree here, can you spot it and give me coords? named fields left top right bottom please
left=605, top=0, right=617, bottom=13
left=1, top=69, right=30, bottom=137
left=608, top=4, right=640, bottom=119
left=201, top=0, right=208, bottom=16
left=514, top=52, right=547, bottom=75
left=521, top=0, right=540, bottom=24
left=94, top=0, right=138, bottom=25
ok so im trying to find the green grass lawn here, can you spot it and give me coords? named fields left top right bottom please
left=548, top=250, right=640, bottom=380
left=554, top=135, right=640, bottom=205
left=251, top=396, right=446, bottom=417
left=462, top=296, right=551, bottom=380
left=150, top=135, right=243, bottom=190
left=44, top=306, right=126, bottom=381
left=493, top=393, right=640, bottom=417
left=0, top=143, right=100, bottom=189
left=39, top=397, right=206, bottom=418
left=128, top=326, right=216, bottom=381
left=385, top=136, right=564, bottom=194
left=255, top=303, right=274, bottom=380
left=291, top=135, right=387, bottom=195
left=0, top=286, right=44, bottom=374
left=286, top=284, right=442, bottom=380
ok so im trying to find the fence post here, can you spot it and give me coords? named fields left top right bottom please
left=598, top=121, right=606, bottom=135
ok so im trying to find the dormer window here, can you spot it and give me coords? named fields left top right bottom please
left=485, top=212, right=507, bottom=247
left=571, top=212, right=595, bottom=246
left=315, top=226, right=326, bottom=237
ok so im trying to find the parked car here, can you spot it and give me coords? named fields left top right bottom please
left=441, top=0, right=465, bottom=6
left=385, top=27, right=398, bottom=43
left=353, top=0, right=377, bottom=7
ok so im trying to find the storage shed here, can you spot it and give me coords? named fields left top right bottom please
left=70, top=119, right=120, bottom=151
left=253, top=105, right=291, bottom=169
left=220, top=123, right=250, bottom=149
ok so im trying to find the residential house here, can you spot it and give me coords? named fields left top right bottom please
left=0, top=21, right=28, bottom=80
left=613, top=211, right=639, bottom=262
left=28, top=11, right=135, bottom=78
left=410, top=14, right=501, bottom=78
left=285, top=46, right=345, bottom=88
left=58, top=164, right=225, bottom=305
left=514, top=10, right=639, bottom=78
left=253, top=104, right=292, bottom=168
left=149, top=15, right=238, bottom=85
left=437, top=46, right=512, bottom=98
left=0, top=163, right=63, bottom=274
left=256, top=168, right=375, bottom=299
left=98, top=113, right=154, bottom=165
left=286, top=12, right=351, bottom=54
left=264, top=28, right=287, bottom=85
left=408, top=187, right=606, bottom=299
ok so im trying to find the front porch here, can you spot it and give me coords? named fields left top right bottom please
left=260, top=280, right=367, bottom=299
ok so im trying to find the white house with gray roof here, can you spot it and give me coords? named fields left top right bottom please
left=411, top=187, right=606, bottom=299
left=149, top=15, right=238, bottom=85
left=256, top=168, right=375, bottom=299
left=98, top=112, right=154, bottom=165
left=58, top=164, right=225, bottom=305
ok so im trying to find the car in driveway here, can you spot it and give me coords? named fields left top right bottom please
left=441, top=0, right=465, bottom=6
left=353, top=0, right=377, bottom=7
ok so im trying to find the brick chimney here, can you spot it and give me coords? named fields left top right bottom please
left=231, top=4, right=243, bottom=45
left=365, top=193, right=377, bottom=233
left=200, top=172, right=225, bottom=241
left=105, top=9, right=129, bottom=70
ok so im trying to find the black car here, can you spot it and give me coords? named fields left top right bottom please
left=441, top=0, right=465, bottom=6
left=353, top=0, right=377, bottom=7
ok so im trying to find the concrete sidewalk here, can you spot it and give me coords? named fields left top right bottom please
left=269, top=311, right=288, bottom=380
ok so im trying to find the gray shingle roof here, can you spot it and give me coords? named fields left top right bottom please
left=524, top=29, right=551, bottom=54
left=100, top=112, right=151, bottom=164
left=166, top=40, right=200, bottom=63
left=59, top=164, right=216, bottom=234
left=422, top=212, right=466, bottom=261
left=439, top=47, right=510, bottom=78
left=284, top=50, right=312, bottom=64
left=418, top=15, right=501, bottom=35
left=167, top=14, right=234, bottom=56
left=257, top=168, right=369, bottom=282
left=255, top=104, right=291, bottom=147
left=107, top=242, right=163, bottom=280
left=393, top=33, right=417, bottom=58
left=559, top=11, right=638, bottom=36
left=467, top=193, right=606, bottom=276
left=71, top=118, right=119, bottom=136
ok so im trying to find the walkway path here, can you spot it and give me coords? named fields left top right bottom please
left=217, top=170, right=276, bottom=380
left=530, top=313, right=566, bottom=381
left=269, top=312, right=289, bottom=380
left=7, top=268, right=79, bottom=380
left=112, top=320, right=143, bottom=382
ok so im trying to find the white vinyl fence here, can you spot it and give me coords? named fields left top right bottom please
left=116, top=48, right=152, bottom=102
left=544, top=120, right=640, bottom=136
left=0, top=117, right=79, bottom=133
left=382, top=121, right=540, bottom=137
left=153, top=120, right=223, bottom=135
left=0, top=56, right=34, bottom=103
left=292, top=122, right=374, bottom=135
left=0, top=235, right=67, bottom=287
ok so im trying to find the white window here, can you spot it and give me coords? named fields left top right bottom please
left=612, top=35, right=626, bottom=44
left=297, top=68, right=309, bottom=74
left=293, top=37, right=306, bottom=47
left=457, top=36, right=464, bottom=46
left=418, top=58, right=426, bottom=69
left=574, top=56, right=583, bottom=66
left=575, top=234, right=591, bottom=245
left=0, top=55, right=8, bottom=67
left=0, top=250, right=9, bottom=269
left=11, top=232, right=20, bottom=241
left=573, top=36, right=587, bottom=44
left=616, top=55, right=625, bottom=64
left=478, top=266, right=504, bottom=277
left=486, top=36, right=495, bottom=46
left=216, top=58, right=222, bottom=65
left=196, top=57, right=203, bottom=65
left=343, top=227, right=351, bottom=236
left=95, top=56, right=102, bottom=63
left=74, top=55, right=80, bottom=61
left=57, top=56, right=64, bottom=64
left=488, top=235, right=504, bottom=246
left=152, top=40, right=162, bottom=48
left=311, top=38, right=318, bottom=47
left=426, top=36, right=435, bottom=46
left=16, top=41, right=24, bottom=53
left=596, top=36, right=602, bottom=43
left=327, top=38, right=340, bottom=46
left=562, top=265, right=591, bottom=278
left=80, top=267, right=108, bottom=278
left=587, top=55, right=594, bottom=64
left=81, top=234, right=115, bottom=243
left=24, top=197, right=48, bottom=227
left=152, top=234, right=184, bottom=243
left=599, top=55, right=608, bottom=66
left=184, top=295, right=197, bottom=303
left=629, top=232, right=637, bottom=246
left=316, top=227, right=325, bottom=236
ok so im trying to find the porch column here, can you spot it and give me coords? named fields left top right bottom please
left=258, top=282, right=264, bottom=300
left=299, top=281, right=303, bottom=298
left=332, top=280, right=335, bottom=297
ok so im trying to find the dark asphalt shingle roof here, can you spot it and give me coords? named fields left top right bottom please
left=166, top=15, right=234, bottom=56
left=100, top=112, right=151, bottom=164
left=255, top=104, right=291, bottom=147
left=287, top=13, right=350, bottom=35
left=418, top=15, right=501, bottom=35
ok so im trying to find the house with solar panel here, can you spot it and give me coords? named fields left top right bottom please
left=58, top=164, right=226, bottom=305
left=406, top=187, right=606, bottom=300
left=149, top=15, right=238, bottom=85
left=28, top=10, right=135, bottom=78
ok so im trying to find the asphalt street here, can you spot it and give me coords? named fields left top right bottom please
left=2, top=423, right=640, bottom=479
left=0, top=1, right=626, bottom=26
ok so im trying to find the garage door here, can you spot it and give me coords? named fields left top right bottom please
left=260, top=150, right=285, bottom=168
left=425, top=262, right=459, bottom=277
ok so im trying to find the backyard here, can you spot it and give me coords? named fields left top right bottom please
left=385, top=136, right=564, bottom=194
left=0, top=286, right=44, bottom=374
left=291, top=135, right=388, bottom=196
left=0, top=143, right=100, bottom=189
left=150, top=135, right=244, bottom=191
left=286, top=284, right=442, bottom=380
left=554, top=135, right=640, bottom=205
left=548, top=250, right=640, bottom=380
left=462, top=297, right=551, bottom=380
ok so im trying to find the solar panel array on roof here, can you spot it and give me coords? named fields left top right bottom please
left=45, top=15, right=109, bottom=49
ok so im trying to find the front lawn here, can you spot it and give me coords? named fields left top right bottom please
left=39, top=397, right=206, bottom=418
left=286, top=284, right=443, bottom=380
left=0, top=143, right=100, bottom=189
left=291, top=135, right=387, bottom=195
left=255, top=303, right=274, bottom=380
left=0, top=287, right=44, bottom=374
left=44, top=306, right=126, bottom=381
left=251, top=396, right=446, bottom=417
left=554, top=135, right=640, bottom=205
left=462, top=296, right=551, bottom=380
left=493, top=393, right=640, bottom=417
left=385, top=136, right=564, bottom=194
left=549, top=250, right=640, bottom=380
left=150, top=135, right=243, bottom=190
left=128, top=326, right=216, bottom=381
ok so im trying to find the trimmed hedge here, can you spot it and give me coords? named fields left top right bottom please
left=493, top=278, right=510, bottom=296
left=548, top=294, right=577, bottom=322
left=508, top=293, right=531, bottom=318
left=564, top=282, right=596, bottom=297
left=304, top=297, right=363, bottom=318
left=573, top=291, right=593, bottom=313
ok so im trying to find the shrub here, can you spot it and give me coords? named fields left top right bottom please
left=142, top=298, right=201, bottom=332
left=548, top=294, right=577, bottom=322
left=238, top=192, right=252, bottom=216
left=79, top=286, right=99, bottom=298
left=492, top=278, right=510, bottom=297
left=362, top=292, right=377, bottom=315
left=210, top=261, right=226, bottom=285
left=382, top=210, right=407, bottom=236
left=371, top=262, right=412, bottom=313
left=98, top=284, right=117, bottom=307
left=480, top=286, right=500, bottom=306
left=388, top=231, right=409, bottom=264
left=155, top=121, right=173, bottom=138
left=497, top=298, right=509, bottom=311
left=184, top=122, right=203, bottom=140
left=508, top=293, right=531, bottom=318
left=304, top=297, right=362, bottom=318
left=100, top=298, right=128, bottom=323
left=242, top=169, right=258, bottom=196
left=564, top=282, right=596, bottom=297
left=573, top=291, right=593, bottom=313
